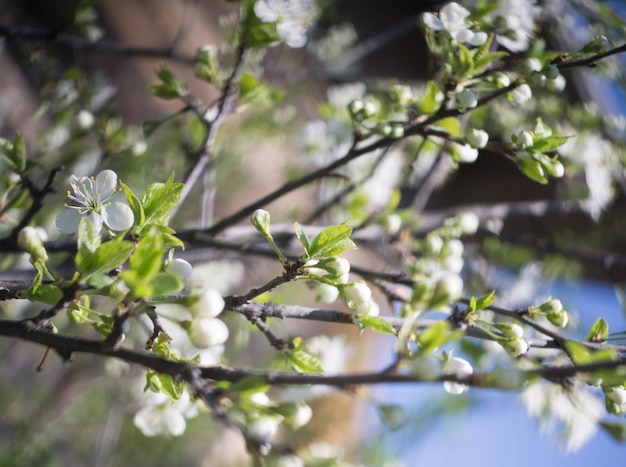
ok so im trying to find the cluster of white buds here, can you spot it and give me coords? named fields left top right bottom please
left=537, top=298, right=569, bottom=328
left=495, top=323, right=530, bottom=357
left=341, top=281, right=379, bottom=316
left=184, top=288, right=229, bottom=348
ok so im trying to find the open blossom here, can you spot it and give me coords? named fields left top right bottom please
left=55, top=169, right=134, bottom=234
left=422, top=3, right=486, bottom=46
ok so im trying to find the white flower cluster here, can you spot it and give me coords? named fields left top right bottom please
left=186, top=288, right=229, bottom=348
left=422, top=3, right=487, bottom=46
left=254, top=0, right=320, bottom=48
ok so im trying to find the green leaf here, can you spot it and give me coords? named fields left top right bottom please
left=29, top=284, right=63, bottom=305
left=77, top=216, right=101, bottom=254
left=149, top=84, right=183, bottom=100
left=232, top=376, right=271, bottom=396
left=142, top=119, right=164, bottom=137
left=146, top=370, right=185, bottom=401
left=121, top=181, right=145, bottom=227
left=532, top=136, right=569, bottom=152
left=293, top=222, right=310, bottom=257
left=0, top=133, right=26, bottom=172
left=241, top=0, right=280, bottom=48
left=308, top=224, right=357, bottom=258
left=433, top=117, right=462, bottom=136
left=149, top=272, right=184, bottom=297
left=238, top=73, right=284, bottom=108
left=356, top=315, right=397, bottom=335
left=565, top=340, right=618, bottom=365
left=141, top=178, right=183, bottom=227
left=284, top=348, right=324, bottom=374
left=418, top=81, right=441, bottom=115
left=453, top=43, right=474, bottom=78
left=416, top=321, right=455, bottom=355
left=586, top=318, right=609, bottom=342
left=600, top=421, right=626, bottom=442
left=517, top=157, right=547, bottom=184
left=475, top=291, right=496, bottom=310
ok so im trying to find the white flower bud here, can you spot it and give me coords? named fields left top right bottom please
left=343, top=281, right=372, bottom=306
left=189, top=288, right=225, bottom=318
left=445, top=239, right=464, bottom=258
left=443, top=357, right=473, bottom=395
left=523, top=58, right=542, bottom=74
left=188, top=317, right=229, bottom=348
left=247, top=417, right=279, bottom=443
left=546, top=75, right=566, bottom=92
left=425, top=234, right=444, bottom=254
left=251, top=209, right=271, bottom=237
left=316, top=283, right=339, bottom=304
left=547, top=309, right=569, bottom=328
left=455, top=90, right=478, bottom=111
left=500, top=337, right=529, bottom=357
left=292, top=403, right=313, bottom=429
left=606, top=387, right=626, bottom=405
left=470, top=31, right=488, bottom=46
left=348, top=99, right=364, bottom=116
left=494, top=72, right=511, bottom=88
left=528, top=72, right=547, bottom=88
left=166, top=258, right=193, bottom=280
left=458, top=212, right=479, bottom=235
left=324, top=257, right=350, bottom=276
left=384, top=214, right=402, bottom=235
left=539, top=298, right=562, bottom=314
left=516, top=130, right=534, bottom=149
left=466, top=129, right=489, bottom=149
left=18, top=226, right=48, bottom=263
left=510, top=84, right=532, bottom=104
left=454, top=143, right=479, bottom=163
left=76, top=110, right=95, bottom=130
left=363, top=100, right=377, bottom=117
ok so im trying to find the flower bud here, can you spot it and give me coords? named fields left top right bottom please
left=342, top=281, right=372, bottom=306
left=291, top=402, right=313, bottom=429
left=389, top=85, right=414, bottom=105
left=494, top=72, right=511, bottom=88
left=76, top=110, right=95, bottom=130
left=500, top=337, right=529, bottom=357
left=189, top=288, right=225, bottom=318
left=18, top=226, right=48, bottom=263
left=383, top=214, right=402, bottom=235
left=539, top=298, right=562, bottom=314
left=455, top=90, right=478, bottom=111
left=457, top=212, right=479, bottom=235
left=251, top=209, right=272, bottom=237
left=316, top=283, right=339, bottom=304
left=515, top=130, right=534, bottom=149
left=546, top=75, right=566, bottom=92
left=425, top=234, right=443, bottom=254
left=453, top=143, right=479, bottom=163
left=445, top=239, right=464, bottom=258
left=582, top=35, right=610, bottom=54
left=187, top=317, right=229, bottom=348
left=528, top=72, right=547, bottom=88
left=547, top=309, right=569, bottom=328
left=348, top=99, right=364, bottom=117
left=523, top=57, right=542, bottom=74
left=466, top=129, right=489, bottom=149
left=166, top=258, right=193, bottom=280
left=443, top=357, right=473, bottom=395
left=323, top=257, right=350, bottom=276
left=247, top=417, right=279, bottom=443
left=510, top=84, right=532, bottom=104
left=605, top=387, right=626, bottom=405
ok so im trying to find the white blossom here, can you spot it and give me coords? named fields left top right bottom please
left=493, top=0, right=541, bottom=52
left=458, top=212, right=480, bottom=235
left=55, top=169, right=134, bottom=234
left=255, top=0, right=319, bottom=48
left=133, top=391, right=199, bottom=437
left=422, top=3, right=485, bottom=46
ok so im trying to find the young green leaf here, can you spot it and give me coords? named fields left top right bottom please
left=586, top=318, right=609, bottom=342
left=141, top=178, right=183, bottom=228
left=356, top=315, right=397, bottom=335
left=121, top=181, right=145, bottom=227
left=308, top=224, right=357, bottom=258
left=293, top=222, right=310, bottom=257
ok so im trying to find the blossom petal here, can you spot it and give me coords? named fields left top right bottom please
left=96, top=169, right=118, bottom=198
left=55, top=208, right=83, bottom=234
left=422, top=12, right=444, bottom=30
left=102, top=202, right=134, bottom=231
